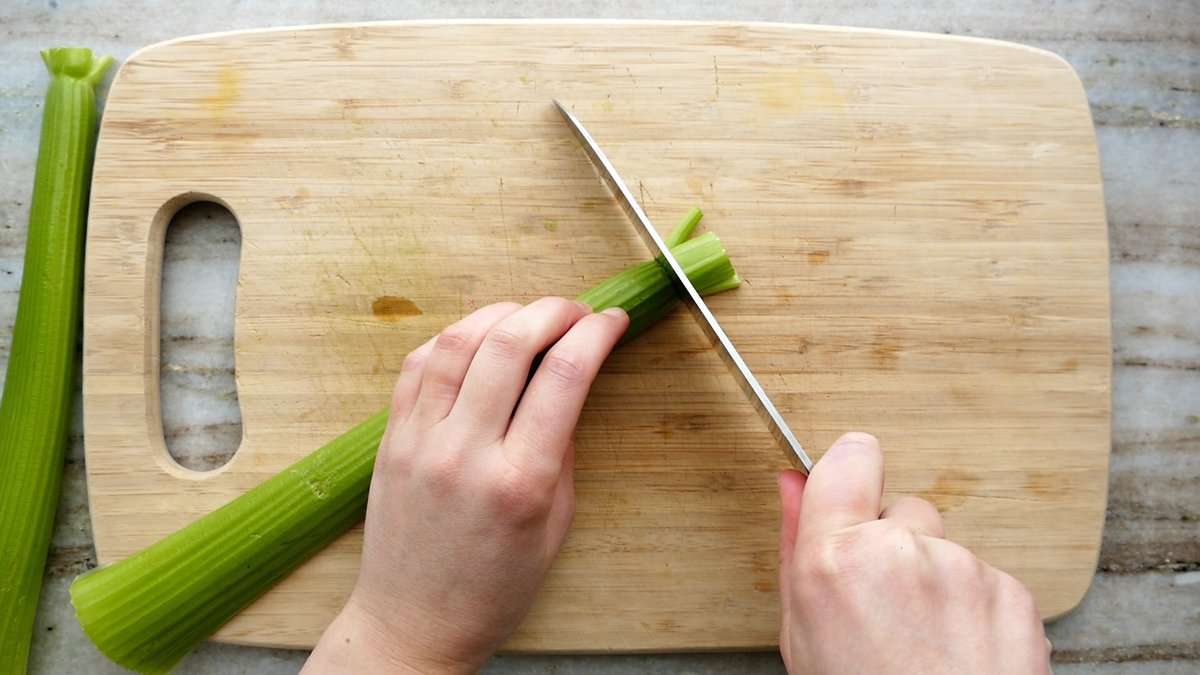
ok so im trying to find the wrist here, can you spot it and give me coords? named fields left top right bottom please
left=305, top=599, right=478, bottom=675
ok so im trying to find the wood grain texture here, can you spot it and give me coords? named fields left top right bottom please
left=82, top=21, right=1111, bottom=651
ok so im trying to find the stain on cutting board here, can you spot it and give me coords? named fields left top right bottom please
left=202, top=64, right=241, bottom=116
left=870, top=333, right=902, bottom=369
left=924, top=469, right=984, bottom=511
left=371, top=295, right=422, bottom=320
left=758, top=67, right=847, bottom=111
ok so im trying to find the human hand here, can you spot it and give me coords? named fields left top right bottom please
left=304, top=298, right=628, bottom=674
left=777, top=433, right=1051, bottom=675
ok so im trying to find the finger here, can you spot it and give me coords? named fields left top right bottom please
left=451, top=297, right=591, bottom=440
left=412, top=302, right=522, bottom=425
left=545, top=440, right=577, bottom=556
left=381, top=335, right=438, bottom=451
left=505, top=307, right=628, bottom=477
left=880, top=496, right=945, bottom=538
left=778, top=470, right=807, bottom=569
left=924, top=536, right=988, bottom=583
left=778, top=470, right=807, bottom=605
left=390, top=335, right=437, bottom=421
left=983, top=567, right=1049, bottom=671
left=799, top=432, right=884, bottom=537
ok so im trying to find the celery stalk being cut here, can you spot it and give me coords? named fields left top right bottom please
left=579, top=230, right=739, bottom=341
left=71, top=209, right=740, bottom=674
left=0, top=48, right=111, bottom=672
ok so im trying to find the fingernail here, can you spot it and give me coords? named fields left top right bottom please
left=820, top=433, right=880, bottom=467
left=831, top=431, right=878, bottom=450
left=601, top=307, right=628, bottom=319
left=575, top=300, right=593, bottom=313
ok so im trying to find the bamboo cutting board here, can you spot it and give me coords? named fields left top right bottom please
left=83, top=21, right=1110, bottom=651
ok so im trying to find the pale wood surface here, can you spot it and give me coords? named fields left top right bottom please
left=79, top=22, right=1110, bottom=651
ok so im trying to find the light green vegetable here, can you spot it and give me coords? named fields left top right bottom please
left=663, top=206, right=703, bottom=248
left=579, top=233, right=739, bottom=341
left=70, top=209, right=740, bottom=673
left=73, top=412, right=387, bottom=674
left=0, top=48, right=111, bottom=672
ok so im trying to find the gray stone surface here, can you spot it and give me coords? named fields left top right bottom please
left=1, top=0, right=1196, bottom=672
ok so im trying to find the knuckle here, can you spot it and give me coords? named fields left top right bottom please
left=858, top=523, right=922, bottom=574
left=418, top=452, right=465, bottom=496
left=941, top=544, right=985, bottom=582
left=880, top=522, right=920, bottom=556
left=484, top=301, right=523, bottom=314
left=488, top=468, right=553, bottom=524
left=434, top=328, right=472, bottom=354
left=914, top=498, right=944, bottom=530
left=537, top=295, right=576, bottom=313
left=540, top=352, right=587, bottom=385
left=484, top=326, right=528, bottom=359
left=400, top=349, right=426, bottom=373
left=375, top=446, right=414, bottom=481
left=803, top=524, right=924, bottom=586
left=896, top=495, right=932, bottom=513
left=995, top=572, right=1038, bottom=615
left=806, top=531, right=866, bottom=582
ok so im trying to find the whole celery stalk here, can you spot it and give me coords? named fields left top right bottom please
left=71, top=209, right=740, bottom=673
left=0, top=48, right=111, bottom=671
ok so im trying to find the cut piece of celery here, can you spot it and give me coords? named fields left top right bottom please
left=578, top=231, right=740, bottom=341
left=70, top=209, right=741, bottom=673
left=0, top=47, right=111, bottom=672
left=663, top=206, right=703, bottom=248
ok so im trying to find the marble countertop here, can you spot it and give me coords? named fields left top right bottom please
left=2, top=1, right=1196, bottom=673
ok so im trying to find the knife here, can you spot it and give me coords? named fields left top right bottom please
left=554, top=100, right=814, bottom=473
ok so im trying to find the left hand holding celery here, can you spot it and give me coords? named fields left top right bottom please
left=0, top=48, right=111, bottom=673
left=305, top=298, right=629, bottom=673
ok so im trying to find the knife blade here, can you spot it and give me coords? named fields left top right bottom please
left=553, top=100, right=813, bottom=473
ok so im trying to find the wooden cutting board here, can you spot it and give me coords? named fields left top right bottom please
left=82, top=21, right=1110, bottom=651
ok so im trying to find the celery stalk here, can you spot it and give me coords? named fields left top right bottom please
left=578, top=231, right=740, bottom=341
left=663, top=206, right=703, bottom=248
left=0, top=48, right=111, bottom=671
left=70, top=211, right=740, bottom=673
left=73, top=412, right=387, bottom=674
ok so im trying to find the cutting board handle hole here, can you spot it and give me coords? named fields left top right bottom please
left=153, top=196, right=244, bottom=474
